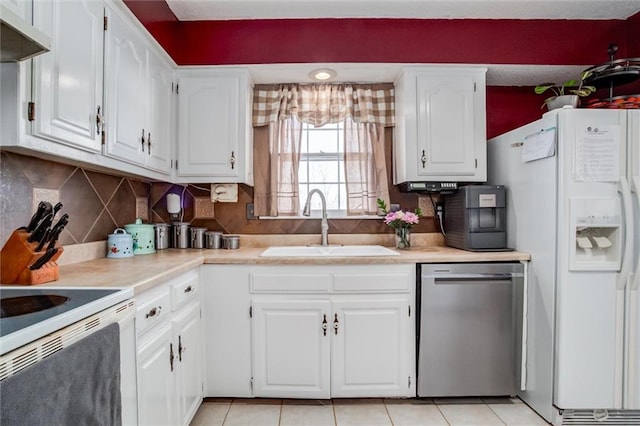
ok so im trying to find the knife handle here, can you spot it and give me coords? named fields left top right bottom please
left=34, top=229, right=50, bottom=252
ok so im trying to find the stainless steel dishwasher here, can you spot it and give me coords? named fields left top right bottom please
left=417, top=262, right=524, bottom=397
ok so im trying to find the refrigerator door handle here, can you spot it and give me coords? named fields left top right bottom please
left=631, top=176, right=640, bottom=291
left=520, top=261, right=528, bottom=391
left=617, top=177, right=634, bottom=290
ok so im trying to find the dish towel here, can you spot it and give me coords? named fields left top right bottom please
left=0, top=322, right=122, bottom=426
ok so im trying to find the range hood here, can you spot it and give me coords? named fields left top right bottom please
left=1, top=4, right=50, bottom=62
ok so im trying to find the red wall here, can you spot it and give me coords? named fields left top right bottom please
left=124, top=1, right=639, bottom=136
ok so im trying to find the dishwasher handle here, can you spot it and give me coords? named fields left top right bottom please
left=427, top=272, right=523, bottom=281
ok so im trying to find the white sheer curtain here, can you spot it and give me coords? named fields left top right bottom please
left=271, top=116, right=302, bottom=215
left=344, top=118, right=390, bottom=215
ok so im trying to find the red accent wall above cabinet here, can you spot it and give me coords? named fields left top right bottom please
left=123, top=2, right=639, bottom=137
left=124, top=0, right=636, bottom=67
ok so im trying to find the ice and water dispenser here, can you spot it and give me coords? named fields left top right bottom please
left=569, top=197, right=622, bottom=271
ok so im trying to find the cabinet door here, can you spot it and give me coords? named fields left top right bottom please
left=32, top=0, right=103, bottom=152
left=415, top=72, right=479, bottom=178
left=176, top=74, right=241, bottom=177
left=201, top=265, right=252, bottom=397
left=252, top=299, right=331, bottom=398
left=172, top=301, right=203, bottom=426
left=3, top=0, right=29, bottom=21
left=103, top=6, right=147, bottom=166
left=137, top=322, right=177, bottom=426
left=331, top=298, right=411, bottom=397
left=145, top=52, right=173, bottom=174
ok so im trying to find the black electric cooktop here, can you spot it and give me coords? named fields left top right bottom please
left=0, top=287, right=132, bottom=354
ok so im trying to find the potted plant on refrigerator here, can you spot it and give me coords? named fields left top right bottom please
left=535, top=71, right=596, bottom=110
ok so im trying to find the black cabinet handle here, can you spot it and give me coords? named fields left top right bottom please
left=145, top=306, right=161, bottom=318
left=169, top=343, right=175, bottom=372
left=322, top=314, right=328, bottom=336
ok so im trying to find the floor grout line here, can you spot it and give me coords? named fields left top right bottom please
left=199, top=397, right=550, bottom=426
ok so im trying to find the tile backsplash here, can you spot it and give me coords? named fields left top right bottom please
left=0, top=152, right=150, bottom=247
left=1, top=135, right=437, bottom=248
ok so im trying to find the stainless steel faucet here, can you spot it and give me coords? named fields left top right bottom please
left=302, top=189, right=329, bottom=246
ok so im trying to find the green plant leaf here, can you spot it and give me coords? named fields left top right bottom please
left=534, top=84, right=554, bottom=94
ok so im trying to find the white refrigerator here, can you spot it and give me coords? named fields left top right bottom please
left=488, top=109, right=640, bottom=425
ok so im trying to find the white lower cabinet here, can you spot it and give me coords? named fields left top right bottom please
left=137, top=321, right=176, bottom=426
left=201, top=265, right=253, bottom=397
left=201, top=264, right=415, bottom=399
left=252, top=299, right=331, bottom=398
left=251, top=264, right=416, bottom=399
left=172, top=300, right=203, bottom=426
left=135, top=270, right=202, bottom=426
left=331, top=299, right=411, bottom=397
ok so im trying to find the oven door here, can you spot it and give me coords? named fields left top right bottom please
left=0, top=299, right=137, bottom=425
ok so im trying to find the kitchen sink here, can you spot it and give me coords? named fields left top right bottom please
left=259, top=245, right=399, bottom=257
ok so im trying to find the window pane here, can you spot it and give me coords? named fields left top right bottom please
left=305, top=184, right=341, bottom=210
left=308, top=129, right=339, bottom=153
left=295, top=121, right=348, bottom=214
left=338, top=130, right=344, bottom=153
left=308, top=160, right=339, bottom=183
left=338, top=184, right=346, bottom=210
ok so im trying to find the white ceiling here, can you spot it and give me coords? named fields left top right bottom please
left=166, top=0, right=640, bottom=21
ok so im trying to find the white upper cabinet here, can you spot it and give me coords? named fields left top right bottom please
left=0, top=0, right=174, bottom=180
left=2, top=0, right=30, bottom=21
left=103, top=5, right=147, bottom=166
left=145, top=53, right=174, bottom=174
left=31, top=0, right=104, bottom=152
left=394, top=66, right=487, bottom=184
left=103, top=3, right=173, bottom=175
left=176, top=68, right=253, bottom=185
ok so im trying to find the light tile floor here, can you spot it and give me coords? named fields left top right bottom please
left=190, top=397, right=550, bottom=426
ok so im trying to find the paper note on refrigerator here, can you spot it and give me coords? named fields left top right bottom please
left=522, top=127, right=556, bottom=163
left=574, top=125, right=621, bottom=182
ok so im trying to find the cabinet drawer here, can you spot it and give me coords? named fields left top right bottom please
left=171, top=273, right=199, bottom=310
left=333, top=270, right=412, bottom=292
left=251, top=272, right=331, bottom=293
left=136, top=288, right=171, bottom=335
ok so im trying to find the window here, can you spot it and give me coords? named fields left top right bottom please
left=252, top=83, right=393, bottom=218
left=298, top=121, right=346, bottom=214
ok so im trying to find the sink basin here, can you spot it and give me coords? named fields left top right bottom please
left=259, top=245, right=399, bottom=258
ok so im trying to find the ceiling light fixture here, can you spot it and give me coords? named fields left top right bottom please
left=309, top=68, right=337, bottom=81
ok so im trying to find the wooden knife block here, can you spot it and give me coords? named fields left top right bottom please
left=0, top=230, right=63, bottom=285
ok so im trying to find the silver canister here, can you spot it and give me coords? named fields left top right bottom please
left=154, top=223, right=171, bottom=250
left=190, top=227, right=207, bottom=249
left=222, top=235, right=240, bottom=250
left=205, top=231, right=223, bottom=249
left=173, top=222, right=190, bottom=248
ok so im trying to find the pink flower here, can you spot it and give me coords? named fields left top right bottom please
left=403, top=212, right=419, bottom=225
left=384, top=209, right=419, bottom=228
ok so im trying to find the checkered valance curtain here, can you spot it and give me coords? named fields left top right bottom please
left=252, top=83, right=395, bottom=127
